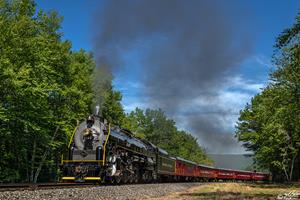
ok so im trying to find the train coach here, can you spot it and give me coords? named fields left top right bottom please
left=60, top=114, right=271, bottom=183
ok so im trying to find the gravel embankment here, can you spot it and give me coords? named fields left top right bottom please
left=0, top=183, right=202, bottom=200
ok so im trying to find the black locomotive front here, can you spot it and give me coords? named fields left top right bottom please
left=61, top=115, right=110, bottom=182
left=60, top=114, right=157, bottom=183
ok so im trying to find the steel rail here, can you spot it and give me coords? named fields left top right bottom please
left=0, top=182, right=95, bottom=192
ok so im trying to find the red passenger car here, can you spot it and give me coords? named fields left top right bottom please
left=198, top=165, right=217, bottom=180
left=175, top=157, right=198, bottom=178
left=234, top=170, right=252, bottom=181
left=252, top=172, right=271, bottom=181
left=216, top=168, right=236, bottom=180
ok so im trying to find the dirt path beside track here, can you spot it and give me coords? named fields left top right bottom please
left=149, top=182, right=300, bottom=200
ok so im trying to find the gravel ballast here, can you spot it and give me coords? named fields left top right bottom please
left=0, top=182, right=202, bottom=200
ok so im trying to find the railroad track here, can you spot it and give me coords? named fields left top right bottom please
left=0, top=182, right=96, bottom=192
left=0, top=180, right=233, bottom=192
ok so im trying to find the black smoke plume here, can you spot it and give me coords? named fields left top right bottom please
left=93, top=0, right=252, bottom=153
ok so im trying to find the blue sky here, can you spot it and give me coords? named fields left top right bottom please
left=36, top=0, right=299, bottom=153
left=36, top=0, right=299, bottom=95
left=36, top=1, right=299, bottom=56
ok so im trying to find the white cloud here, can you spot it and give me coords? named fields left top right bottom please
left=225, top=75, right=265, bottom=92
left=123, top=101, right=148, bottom=112
left=254, top=54, right=273, bottom=68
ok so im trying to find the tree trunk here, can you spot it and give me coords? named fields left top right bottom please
left=25, top=148, right=29, bottom=183
left=30, top=138, right=36, bottom=183
left=33, top=126, right=59, bottom=183
left=288, top=153, right=297, bottom=181
left=282, top=164, right=289, bottom=182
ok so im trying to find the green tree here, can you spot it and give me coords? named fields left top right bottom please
left=0, top=0, right=94, bottom=183
left=101, top=85, right=125, bottom=126
left=123, top=108, right=213, bottom=165
left=236, top=11, right=300, bottom=182
left=122, top=107, right=147, bottom=138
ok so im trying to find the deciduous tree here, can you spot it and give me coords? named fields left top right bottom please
left=236, top=11, right=300, bottom=181
left=0, top=0, right=94, bottom=182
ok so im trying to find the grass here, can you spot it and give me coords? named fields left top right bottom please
left=178, top=182, right=300, bottom=200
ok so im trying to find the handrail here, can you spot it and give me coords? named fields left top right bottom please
left=102, top=123, right=111, bottom=165
left=61, top=123, right=78, bottom=164
left=68, top=123, right=79, bottom=149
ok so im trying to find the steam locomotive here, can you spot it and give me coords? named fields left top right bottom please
left=60, top=114, right=271, bottom=183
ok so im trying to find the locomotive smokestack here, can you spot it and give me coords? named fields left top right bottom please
left=95, top=105, right=100, bottom=116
